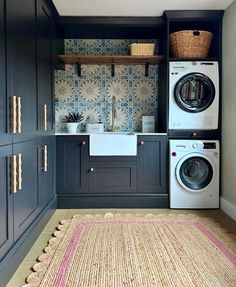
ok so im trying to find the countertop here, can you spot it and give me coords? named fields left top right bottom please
left=55, top=132, right=167, bottom=136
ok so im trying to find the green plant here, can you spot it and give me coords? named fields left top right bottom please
left=64, top=112, right=84, bottom=123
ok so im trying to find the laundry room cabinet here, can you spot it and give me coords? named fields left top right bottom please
left=0, top=145, right=13, bottom=262
left=0, top=0, right=11, bottom=147
left=6, top=0, right=38, bottom=143
left=37, top=1, right=54, bottom=135
left=56, top=136, right=89, bottom=195
left=38, top=137, right=56, bottom=209
left=12, top=140, right=39, bottom=241
left=137, top=135, right=167, bottom=194
left=56, top=135, right=168, bottom=208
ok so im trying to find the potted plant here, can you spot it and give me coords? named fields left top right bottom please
left=64, top=112, right=84, bottom=133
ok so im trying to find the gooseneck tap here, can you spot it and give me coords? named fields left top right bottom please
left=111, top=96, right=117, bottom=132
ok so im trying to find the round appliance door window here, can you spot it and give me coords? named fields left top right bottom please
left=174, top=73, right=215, bottom=113
left=176, top=155, right=214, bottom=192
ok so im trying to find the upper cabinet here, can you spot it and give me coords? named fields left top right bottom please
left=6, top=0, right=38, bottom=143
left=165, top=11, right=224, bottom=60
left=37, top=1, right=54, bottom=135
left=0, top=0, right=11, bottom=146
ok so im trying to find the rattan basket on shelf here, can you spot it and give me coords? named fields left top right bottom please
left=130, top=43, right=155, bottom=56
left=170, top=30, right=213, bottom=58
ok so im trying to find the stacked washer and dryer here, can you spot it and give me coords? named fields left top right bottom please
left=168, top=61, right=220, bottom=209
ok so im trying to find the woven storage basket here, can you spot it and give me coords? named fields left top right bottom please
left=170, top=30, right=213, bottom=58
left=130, top=43, right=155, bottom=56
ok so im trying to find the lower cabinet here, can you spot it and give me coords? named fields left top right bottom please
left=0, top=137, right=56, bottom=264
left=56, top=135, right=168, bottom=207
left=57, top=136, right=89, bottom=194
left=0, top=145, right=13, bottom=262
left=89, top=160, right=136, bottom=193
left=137, top=135, right=167, bottom=194
left=13, top=140, right=39, bottom=241
left=38, top=137, right=56, bottom=209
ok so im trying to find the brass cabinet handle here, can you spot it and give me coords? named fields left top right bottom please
left=12, top=96, right=17, bottom=134
left=17, top=97, right=22, bottom=133
left=43, top=145, right=48, bottom=172
left=18, top=153, right=22, bottom=190
left=44, top=104, right=47, bottom=131
left=12, top=155, right=17, bottom=193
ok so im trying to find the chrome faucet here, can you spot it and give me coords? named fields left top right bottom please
left=111, top=96, right=117, bottom=132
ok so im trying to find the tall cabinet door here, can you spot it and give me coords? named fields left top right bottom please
left=37, top=1, right=54, bottom=134
left=0, top=145, right=13, bottom=261
left=6, top=0, right=38, bottom=143
left=0, top=0, right=11, bottom=146
left=13, top=140, right=39, bottom=241
left=39, top=137, right=56, bottom=209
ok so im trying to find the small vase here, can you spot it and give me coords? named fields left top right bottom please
left=67, top=123, right=78, bottom=133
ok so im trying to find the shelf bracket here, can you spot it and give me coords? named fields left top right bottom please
left=111, top=64, right=115, bottom=77
left=145, top=63, right=149, bottom=77
left=77, top=63, right=81, bottom=77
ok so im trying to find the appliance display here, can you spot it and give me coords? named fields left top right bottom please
left=169, top=140, right=220, bottom=208
left=169, top=61, right=219, bottom=130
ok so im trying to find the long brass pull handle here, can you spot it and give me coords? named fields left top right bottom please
left=18, top=153, right=22, bottom=190
left=17, top=97, right=22, bottom=133
left=12, top=96, right=17, bottom=134
left=44, top=104, right=47, bottom=131
left=12, top=155, right=17, bottom=193
left=43, top=145, right=48, bottom=172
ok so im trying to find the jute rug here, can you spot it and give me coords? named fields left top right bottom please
left=24, top=213, right=236, bottom=287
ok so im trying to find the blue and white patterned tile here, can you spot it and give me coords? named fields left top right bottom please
left=55, top=39, right=159, bottom=133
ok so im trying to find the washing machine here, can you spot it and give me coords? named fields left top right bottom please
left=169, top=61, right=219, bottom=130
left=169, top=140, right=220, bottom=209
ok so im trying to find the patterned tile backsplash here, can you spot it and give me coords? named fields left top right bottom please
left=55, top=39, right=159, bottom=132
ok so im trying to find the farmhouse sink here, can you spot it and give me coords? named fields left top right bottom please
left=89, top=133, right=137, bottom=156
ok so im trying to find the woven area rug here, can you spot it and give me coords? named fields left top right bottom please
left=24, top=213, right=236, bottom=287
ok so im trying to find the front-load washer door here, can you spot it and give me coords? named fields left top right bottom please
left=174, top=73, right=215, bottom=113
left=175, top=153, right=214, bottom=192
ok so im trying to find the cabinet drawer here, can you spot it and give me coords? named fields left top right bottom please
left=89, top=161, right=136, bottom=193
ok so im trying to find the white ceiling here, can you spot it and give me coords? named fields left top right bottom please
left=52, top=0, right=234, bottom=16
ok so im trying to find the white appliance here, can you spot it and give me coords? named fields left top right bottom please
left=169, top=61, right=219, bottom=130
left=142, top=116, right=155, bottom=133
left=169, top=140, right=220, bottom=209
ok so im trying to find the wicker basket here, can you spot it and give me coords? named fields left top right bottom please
left=130, top=43, right=155, bottom=56
left=170, top=30, right=213, bottom=58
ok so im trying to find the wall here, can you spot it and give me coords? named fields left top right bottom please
left=222, top=0, right=236, bottom=219
left=55, top=39, right=159, bottom=132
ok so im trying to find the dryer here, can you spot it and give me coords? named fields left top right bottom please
left=169, top=61, right=219, bottom=130
left=169, top=140, right=220, bottom=209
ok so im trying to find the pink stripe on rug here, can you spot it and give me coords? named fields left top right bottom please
left=194, top=222, right=236, bottom=267
left=53, top=223, right=85, bottom=287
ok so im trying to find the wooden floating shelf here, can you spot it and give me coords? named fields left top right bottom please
left=59, top=55, right=164, bottom=65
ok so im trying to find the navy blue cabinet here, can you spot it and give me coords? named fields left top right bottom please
left=0, top=0, right=11, bottom=146
left=57, top=136, right=89, bottom=194
left=137, top=135, right=167, bottom=194
left=6, top=0, right=38, bottom=143
left=37, top=1, right=54, bottom=134
left=89, top=159, right=137, bottom=193
left=0, top=145, right=13, bottom=262
left=39, top=137, right=56, bottom=209
left=56, top=135, right=168, bottom=208
left=13, top=140, right=39, bottom=241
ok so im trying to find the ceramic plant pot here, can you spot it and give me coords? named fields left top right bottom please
left=66, top=122, right=78, bottom=133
